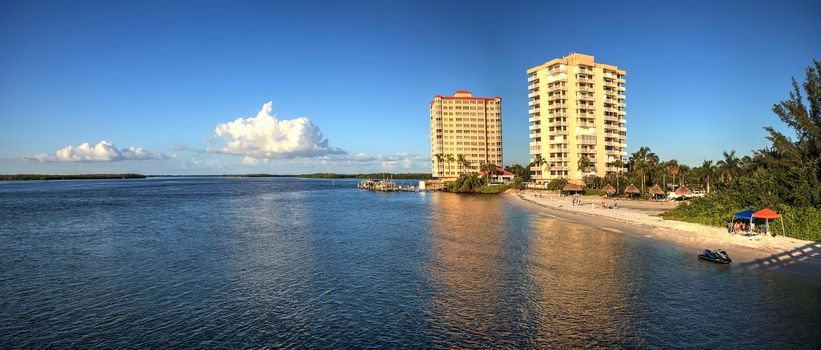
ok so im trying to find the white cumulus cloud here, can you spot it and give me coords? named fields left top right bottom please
left=26, top=140, right=168, bottom=162
left=210, top=102, right=345, bottom=159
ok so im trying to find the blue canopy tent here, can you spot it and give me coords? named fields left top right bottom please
left=731, top=210, right=755, bottom=233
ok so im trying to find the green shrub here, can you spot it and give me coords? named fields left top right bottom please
left=479, top=184, right=509, bottom=194
left=584, top=188, right=606, bottom=196
left=446, top=173, right=485, bottom=192
left=545, top=178, right=568, bottom=191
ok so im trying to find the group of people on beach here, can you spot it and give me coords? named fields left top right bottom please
left=569, top=197, right=618, bottom=209
left=727, top=220, right=763, bottom=234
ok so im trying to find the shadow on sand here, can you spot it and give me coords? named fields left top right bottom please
left=738, top=241, right=821, bottom=277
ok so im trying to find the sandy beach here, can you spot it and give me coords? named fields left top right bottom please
left=513, top=190, right=821, bottom=280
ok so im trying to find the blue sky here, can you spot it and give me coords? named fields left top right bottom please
left=1, top=0, right=819, bottom=174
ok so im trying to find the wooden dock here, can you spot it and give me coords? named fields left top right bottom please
left=357, top=180, right=416, bottom=192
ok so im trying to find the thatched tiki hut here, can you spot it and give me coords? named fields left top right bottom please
left=624, top=184, right=640, bottom=198
left=602, top=184, right=616, bottom=197
left=675, top=185, right=693, bottom=197
left=649, top=184, right=665, bottom=200
left=562, top=183, right=583, bottom=196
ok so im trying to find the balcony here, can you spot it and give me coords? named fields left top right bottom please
left=548, top=103, right=568, bottom=109
left=527, top=75, right=539, bottom=83
left=577, top=86, right=594, bottom=92
left=619, top=126, right=627, bottom=131
left=604, top=115, right=620, bottom=122
left=529, top=133, right=539, bottom=139
left=576, top=77, right=593, bottom=83
left=548, top=94, right=566, bottom=101
left=528, top=91, right=538, bottom=98
left=528, top=100, right=540, bottom=106
left=577, top=94, right=595, bottom=102
left=528, top=116, right=539, bottom=123
left=528, top=83, right=538, bottom=90
left=551, top=119, right=568, bottom=126
left=577, top=104, right=595, bottom=110
left=549, top=130, right=568, bottom=136
left=528, top=107, right=540, bottom=114
left=547, top=85, right=566, bottom=92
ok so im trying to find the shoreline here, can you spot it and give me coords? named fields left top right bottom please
left=510, top=191, right=821, bottom=280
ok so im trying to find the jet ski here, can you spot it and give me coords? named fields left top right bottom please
left=698, top=249, right=732, bottom=264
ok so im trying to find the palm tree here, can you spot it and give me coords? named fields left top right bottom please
left=578, top=155, right=592, bottom=175
left=456, top=154, right=470, bottom=175
left=699, top=160, right=716, bottom=193
left=610, top=159, right=626, bottom=194
left=456, top=154, right=466, bottom=175
left=434, top=153, right=445, bottom=178
left=529, top=154, right=547, bottom=181
left=629, top=146, right=658, bottom=193
left=445, top=154, right=455, bottom=177
left=716, top=150, right=740, bottom=183
left=678, top=164, right=691, bottom=186
left=667, top=159, right=679, bottom=190
left=480, top=163, right=499, bottom=184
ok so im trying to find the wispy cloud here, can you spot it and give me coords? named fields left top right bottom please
left=207, top=102, right=345, bottom=161
left=24, top=140, right=168, bottom=162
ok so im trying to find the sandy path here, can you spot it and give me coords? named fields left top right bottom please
left=512, top=192, right=821, bottom=280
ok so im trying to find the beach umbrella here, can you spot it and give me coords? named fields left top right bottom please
left=562, top=183, right=582, bottom=192
left=624, top=184, right=640, bottom=194
left=602, top=184, right=616, bottom=194
left=674, top=185, right=693, bottom=196
left=650, top=184, right=664, bottom=195
left=752, top=208, right=785, bottom=236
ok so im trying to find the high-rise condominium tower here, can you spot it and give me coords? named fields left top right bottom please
left=430, top=90, right=503, bottom=179
left=527, top=53, right=627, bottom=184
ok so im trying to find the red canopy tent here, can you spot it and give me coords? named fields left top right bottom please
left=752, top=208, right=785, bottom=236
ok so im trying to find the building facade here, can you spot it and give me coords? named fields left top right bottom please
left=430, top=90, right=503, bottom=180
left=527, top=53, right=627, bottom=184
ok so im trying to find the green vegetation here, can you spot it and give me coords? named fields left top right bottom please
left=0, top=173, right=146, bottom=181
left=583, top=188, right=606, bottom=196
left=504, top=164, right=530, bottom=182
left=545, top=178, right=568, bottom=191
left=663, top=59, right=821, bottom=241
left=479, top=184, right=508, bottom=194
left=446, top=173, right=486, bottom=192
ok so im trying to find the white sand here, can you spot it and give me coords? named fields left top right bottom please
left=513, top=191, right=821, bottom=279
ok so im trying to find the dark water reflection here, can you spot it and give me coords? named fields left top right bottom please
left=0, top=178, right=819, bottom=348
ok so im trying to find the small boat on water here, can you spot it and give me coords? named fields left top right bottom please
left=699, top=249, right=732, bottom=264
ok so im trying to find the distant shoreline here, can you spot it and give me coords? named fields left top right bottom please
left=0, top=173, right=432, bottom=181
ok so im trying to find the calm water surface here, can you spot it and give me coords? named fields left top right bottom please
left=1, top=178, right=819, bottom=348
